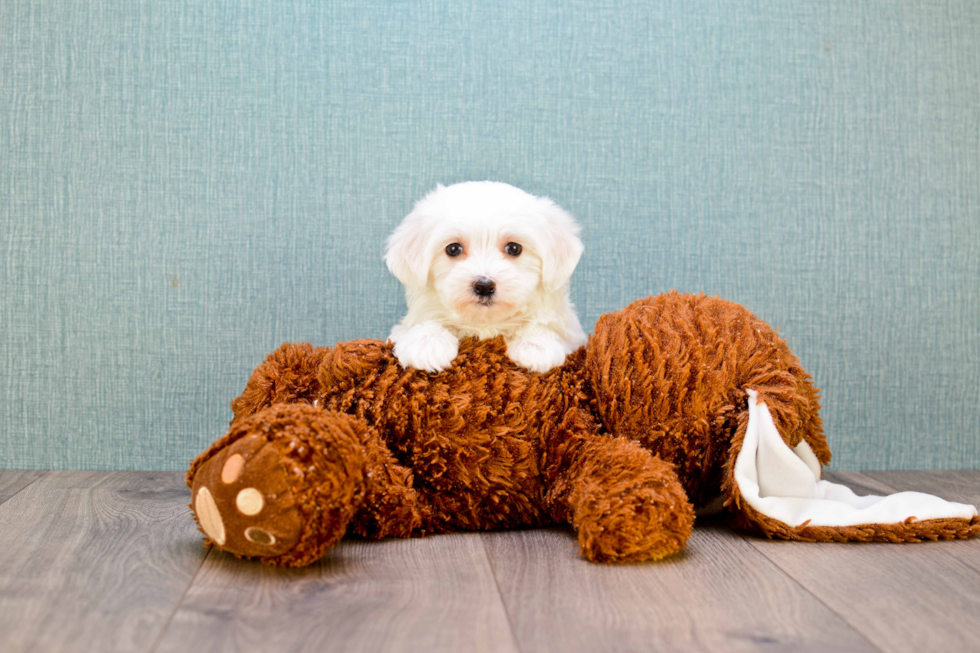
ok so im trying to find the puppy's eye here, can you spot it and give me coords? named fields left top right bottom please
left=504, top=242, right=522, bottom=257
left=445, top=243, right=464, bottom=257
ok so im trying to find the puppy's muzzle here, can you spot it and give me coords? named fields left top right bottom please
left=472, top=277, right=496, bottom=303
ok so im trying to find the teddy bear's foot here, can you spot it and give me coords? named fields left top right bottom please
left=191, top=432, right=307, bottom=560
left=188, top=404, right=369, bottom=567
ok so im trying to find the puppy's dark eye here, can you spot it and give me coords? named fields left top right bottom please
left=504, top=242, right=522, bottom=257
left=445, top=243, right=463, bottom=257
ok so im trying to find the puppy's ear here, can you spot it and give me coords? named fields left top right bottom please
left=385, top=212, right=432, bottom=291
left=538, top=201, right=584, bottom=292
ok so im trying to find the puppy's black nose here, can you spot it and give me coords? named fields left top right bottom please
left=472, top=277, right=496, bottom=298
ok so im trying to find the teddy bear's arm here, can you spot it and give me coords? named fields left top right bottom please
left=539, top=407, right=695, bottom=562
left=347, top=427, right=430, bottom=541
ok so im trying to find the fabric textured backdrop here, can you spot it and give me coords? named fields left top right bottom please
left=2, top=1, right=978, bottom=471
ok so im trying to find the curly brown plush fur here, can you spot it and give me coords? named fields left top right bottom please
left=187, top=292, right=979, bottom=567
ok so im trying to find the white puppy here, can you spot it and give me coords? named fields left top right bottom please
left=385, top=181, right=587, bottom=374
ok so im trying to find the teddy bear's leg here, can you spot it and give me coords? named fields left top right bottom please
left=187, top=403, right=425, bottom=567
left=543, top=409, right=695, bottom=562
left=230, top=342, right=329, bottom=422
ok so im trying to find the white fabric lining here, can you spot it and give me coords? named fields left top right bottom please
left=733, top=390, right=977, bottom=528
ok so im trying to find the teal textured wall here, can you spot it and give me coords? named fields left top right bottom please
left=2, top=1, right=978, bottom=471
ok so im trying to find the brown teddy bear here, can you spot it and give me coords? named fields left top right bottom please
left=187, top=292, right=979, bottom=567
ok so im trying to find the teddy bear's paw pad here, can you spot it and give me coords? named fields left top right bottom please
left=190, top=434, right=304, bottom=559
left=221, top=454, right=245, bottom=483
left=235, top=487, right=264, bottom=515
left=194, top=486, right=225, bottom=545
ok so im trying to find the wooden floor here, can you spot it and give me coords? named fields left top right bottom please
left=0, top=470, right=977, bottom=653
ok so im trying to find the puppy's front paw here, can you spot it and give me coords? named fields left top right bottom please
left=391, top=322, right=459, bottom=373
left=507, top=335, right=569, bottom=373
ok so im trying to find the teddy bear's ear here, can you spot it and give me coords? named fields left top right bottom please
left=319, top=339, right=392, bottom=394
left=537, top=200, right=584, bottom=293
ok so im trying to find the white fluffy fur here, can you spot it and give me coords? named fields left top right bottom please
left=385, top=181, right=588, bottom=373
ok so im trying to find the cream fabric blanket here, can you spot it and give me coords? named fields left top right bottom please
left=734, top=390, right=977, bottom=528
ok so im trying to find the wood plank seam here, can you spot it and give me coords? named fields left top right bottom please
left=728, top=525, right=887, bottom=653
left=734, top=471, right=980, bottom=653
left=731, top=523, right=979, bottom=653
left=479, top=533, right=527, bottom=653
left=0, top=471, right=48, bottom=507
left=148, top=542, right=215, bottom=653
